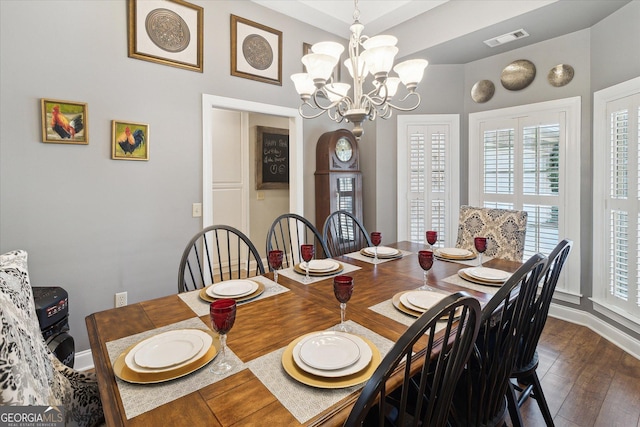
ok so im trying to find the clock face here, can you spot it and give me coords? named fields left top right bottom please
left=335, top=137, right=353, bottom=162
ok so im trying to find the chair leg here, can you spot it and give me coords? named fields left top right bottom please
left=507, top=382, right=524, bottom=427
left=530, top=372, right=555, bottom=427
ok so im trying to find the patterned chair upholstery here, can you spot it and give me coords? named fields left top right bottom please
left=0, top=250, right=103, bottom=427
left=456, top=205, right=528, bottom=262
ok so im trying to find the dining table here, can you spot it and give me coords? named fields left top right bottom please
left=85, top=240, right=521, bottom=427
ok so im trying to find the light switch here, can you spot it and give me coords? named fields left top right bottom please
left=192, top=203, right=202, bottom=217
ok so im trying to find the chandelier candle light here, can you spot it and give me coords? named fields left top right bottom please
left=291, top=0, right=428, bottom=139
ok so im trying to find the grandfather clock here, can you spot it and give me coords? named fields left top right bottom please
left=315, top=129, right=363, bottom=229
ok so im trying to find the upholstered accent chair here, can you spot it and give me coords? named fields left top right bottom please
left=0, top=250, right=104, bottom=427
left=456, top=205, right=528, bottom=262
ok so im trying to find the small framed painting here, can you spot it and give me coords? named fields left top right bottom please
left=41, top=98, right=88, bottom=144
left=128, top=0, right=203, bottom=72
left=231, top=15, right=282, bottom=85
left=111, top=120, right=149, bottom=161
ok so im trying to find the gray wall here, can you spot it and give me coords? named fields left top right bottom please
left=0, top=0, right=344, bottom=352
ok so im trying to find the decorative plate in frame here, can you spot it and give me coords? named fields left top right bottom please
left=231, top=15, right=282, bottom=85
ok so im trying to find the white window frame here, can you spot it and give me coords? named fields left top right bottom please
left=593, top=76, right=640, bottom=332
left=469, top=97, right=582, bottom=303
left=397, top=114, right=460, bottom=247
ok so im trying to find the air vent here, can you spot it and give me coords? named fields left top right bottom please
left=483, top=29, right=530, bottom=48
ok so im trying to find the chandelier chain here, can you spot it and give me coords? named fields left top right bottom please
left=353, top=0, right=360, bottom=22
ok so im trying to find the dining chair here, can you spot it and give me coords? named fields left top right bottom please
left=0, top=250, right=104, bottom=427
left=507, top=239, right=573, bottom=427
left=344, top=292, right=482, bottom=427
left=265, top=213, right=330, bottom=270
left=178, top=225, right=265, bottom=293
left=456, top=205, right=528, bottom=262
left=322, top=210, right=372, bottom=257
left=449, top=252, right=547, bottom=427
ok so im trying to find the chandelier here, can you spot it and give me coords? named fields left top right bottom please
left=290, top=0, right=428, bottom=139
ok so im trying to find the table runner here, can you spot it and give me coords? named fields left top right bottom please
left=246, top=320, right=394, bottom=424
left=344, top=249, right=413, bottom=264
left=105, top=317, right=246, bottom=419
left=278, top=261, right=361, bottom=285
left=178, top=275, right=289, bottom=317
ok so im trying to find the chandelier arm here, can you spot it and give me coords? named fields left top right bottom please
left=298, top=103, right=332, bottom=120
left=382, top=92, right=422, bottom=112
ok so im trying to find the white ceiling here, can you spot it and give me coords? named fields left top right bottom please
left=252, top=0, right=632, bottom=64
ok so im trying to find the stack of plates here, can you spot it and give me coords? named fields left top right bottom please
left=199, top=279, right=265, bottom=303
left=282, top=331, right=381, bottom=388
left=458, top=267, right=511, bottom=286
left=360, top=246, right=402, bottom=259
left=434, top=248, right=476, bottom=261
left=113, top=329, right=217, bottom=383
left=293, top=259, right=343, bottom=277
left=392, top=290, right=453, bottom=317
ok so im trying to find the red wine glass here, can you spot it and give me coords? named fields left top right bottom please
left=333, top=275, right=354, bottom=332
left=426, top=230, right=438, bottom=249
left=418, top=250, right=434, bottom=291
left=209, top=299, right=236, bottom=374
left=268, top=250, right=283, bottom=284
left=474, top=237, right=487, bottom=267
left=300, top=244, right=314, bottom=283
left=370, top=232, right=382, bottom=262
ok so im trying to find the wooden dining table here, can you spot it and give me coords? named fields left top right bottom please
left=86, top=241, right=521, bottom=426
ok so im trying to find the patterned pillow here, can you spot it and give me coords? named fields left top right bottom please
left=456, top=206, right=528, bottom=262
left=0, top=250, right=103, bottom=426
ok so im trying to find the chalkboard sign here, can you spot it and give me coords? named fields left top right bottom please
left=256, top=126, right=289, bottom=189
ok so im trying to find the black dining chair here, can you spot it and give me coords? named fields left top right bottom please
left=507, top=239, right=573, bottom=427
left=322, top=210, right=372, bottom=257
left=344, top=292, right=482, bottom=427
left=265, top=213, right=330, bottom=270
left=449, top=252, right=547, bottom=427
left=177, top=225, right=265, bottom=293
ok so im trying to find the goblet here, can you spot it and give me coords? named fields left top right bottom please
left=370, top=232, right=382, bottom=262
left=268, top=250, right=283, bottom=284
left=426, top=230, right=438, bottom=249
left=209, top=299, right=236, bottom=374
left=474, top=237, right=487, bottom=267
left=418, top=250, right=434, bottom=291
left=333, top=275, right=354, bottom=332
left=300, top=244, right=314, bottom=283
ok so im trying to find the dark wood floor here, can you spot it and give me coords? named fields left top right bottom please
left=511, top=316, right=640, bottom=427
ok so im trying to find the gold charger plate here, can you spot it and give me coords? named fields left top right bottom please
left=199, top=281, right=265, bottom=303
left=434, top=249, right=476, bottom=261
left=359, top=249, right=403, bottom=260
left=293, top=262, right=344, bottom=277
left=458, top=269, right=504, bottom=287
left=392, top=291, right=422, bottom=317
left=282, top=332, right=381, bottom=389
left=113, top=329, right=218, bottom=384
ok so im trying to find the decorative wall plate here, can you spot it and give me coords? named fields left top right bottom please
left=547, top=64, right=574, bottom=87
left=471, top=80, right=495, bottom=103
left=501, top=59, right=536, bottom=91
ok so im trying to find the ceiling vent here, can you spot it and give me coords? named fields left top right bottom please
left=483, top=29, right=530, bottom=48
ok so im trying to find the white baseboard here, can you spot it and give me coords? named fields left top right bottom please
left=549, top=302, right=640, bottom=360
left=75, top=349, right=94, bottom=372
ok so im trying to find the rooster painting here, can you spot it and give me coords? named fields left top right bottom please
left=50, top=105, right=83, bottom=139
left=117, top=127, right=145, bottom=155
left=112, top=121, right=148, bottom=160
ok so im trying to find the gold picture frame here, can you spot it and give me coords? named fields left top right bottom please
left=127, top=0, right=203, bottom=72
left=41, top=98, right=88, bottom=144
left=111, top=120, right=149, bottom=161
left=231, top=15, right=282, bottom=85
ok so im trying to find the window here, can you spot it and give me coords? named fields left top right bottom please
left=397, top=115, right=460, bottom=247
left=469, top=98, right=581, bottom=302
left=593, top=77, right=640, bottom=328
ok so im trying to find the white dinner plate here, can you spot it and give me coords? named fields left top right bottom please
left=466, top=267, right=510, bottom=282
left=300, top=259, right=340, bottom=272
left=437, top=248, right=473, bottom=258
left=127, top=329, right=213, bottom=373
left=401, top=291, right=448, bottom=313
left=293, top=332, right=373, bottom=378
left=363, top=246, right=399, bottom=256
left=298, top=332, right=361, bottom=370
left=206, top=279, right=259, bottom=298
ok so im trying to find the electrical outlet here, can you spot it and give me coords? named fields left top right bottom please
left=115, top=292, right=127, bottom=308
